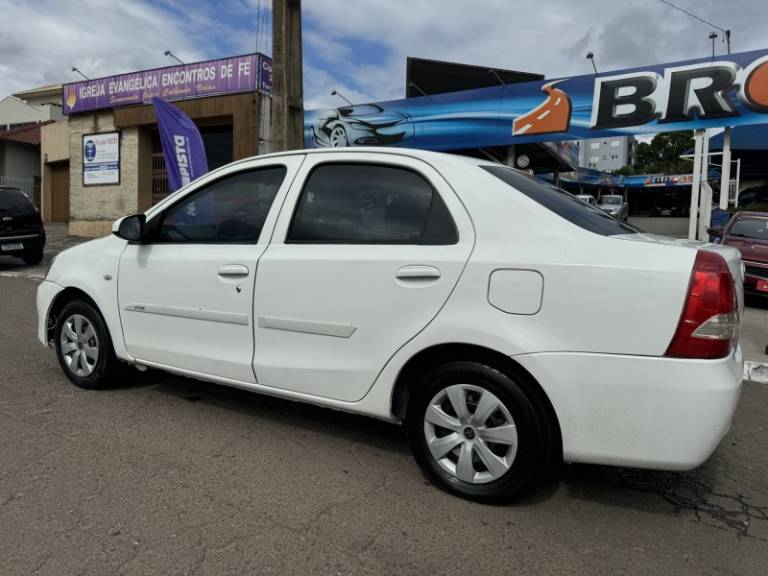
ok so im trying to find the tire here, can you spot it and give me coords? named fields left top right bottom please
left=407, top=361, right=550, bottom=504
left=329, top=125, right=348, bottom=148
left=54, top=300, right=123, bottom=389
left=21, top=249, right=43, bottom=265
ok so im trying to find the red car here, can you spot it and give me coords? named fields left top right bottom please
left=711, top=211, right=768, bottom=295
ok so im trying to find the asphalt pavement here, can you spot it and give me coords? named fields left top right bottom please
left=1, top=275, right=767, bottom=576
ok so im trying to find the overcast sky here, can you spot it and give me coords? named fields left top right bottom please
left=1, top=0, right=766, bottom=110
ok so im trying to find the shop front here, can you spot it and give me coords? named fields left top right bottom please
left=60, top=53, right=272, bottom=237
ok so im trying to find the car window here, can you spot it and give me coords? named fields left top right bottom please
left=481, top=165, right=638, bottom=236
left=157, top=166, right=287, bottom=243
left=0, top=188, right=32, bottom=212
left=729, top=218, right=768, bottom=240
left=600, top=196, right=622, bottom=205
left=287, top=163, right=458, bottom=244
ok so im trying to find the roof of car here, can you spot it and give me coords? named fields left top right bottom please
left=735, top=211, right=768, bottom=218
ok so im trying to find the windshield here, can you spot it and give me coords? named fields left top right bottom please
left=481, top=166, right=638, bottom=236
left=599, top=196, right=622, bottom=205
left=729, top=218, right=768, bottom=240
left=0, top=188, right=31, bottom=211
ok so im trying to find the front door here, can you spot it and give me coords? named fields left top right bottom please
left=118, top=158, right=302, bottom=382
left=252, top=153, right=474, bottom=402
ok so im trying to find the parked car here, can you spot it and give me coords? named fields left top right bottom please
left=653, top=191, right=689, bottom=217
left=709, top=211, right=768, bottom=295
left=575, top=194, right=597, bottom=207
left=37, top=148, right=744, bottom=503
left=311, top=104, right=414, bottom=148
left=0, top=185, right=45, bottom=265
left=597, top=194, right=628, bottom=221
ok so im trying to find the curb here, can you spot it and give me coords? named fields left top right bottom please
left=745, top=361, right=768, bottom=384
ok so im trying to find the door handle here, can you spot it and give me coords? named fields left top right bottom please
left=218, top=264, right=250, bottom=277
left=396, top=265, right=441, bottom=280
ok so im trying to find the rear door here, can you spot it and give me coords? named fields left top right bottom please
left=252, top=153, right=474, bottom=402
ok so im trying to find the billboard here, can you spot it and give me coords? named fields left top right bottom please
left=305, top=48, right=768, bottom=151
left=63, top=53, right=272, bottom=115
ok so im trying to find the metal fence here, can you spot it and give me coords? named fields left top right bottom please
left=0, top=175, right=40, bottom=207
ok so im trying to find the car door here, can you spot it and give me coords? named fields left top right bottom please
left=252, top=153, right=474, bottom=402
left=118, top=157, right=304, bottom=382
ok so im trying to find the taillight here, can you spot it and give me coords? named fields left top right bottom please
left=665, top=250, right=739, bottom=360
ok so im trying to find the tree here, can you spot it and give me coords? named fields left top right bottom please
left=630, top=130, right=694, bottom=175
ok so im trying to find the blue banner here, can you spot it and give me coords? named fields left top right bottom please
left=305, top=48, right=768, bottom=151
left=152, top=97, right=209, bottom=192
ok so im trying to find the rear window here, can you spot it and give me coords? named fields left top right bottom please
left=0, top=188, right=32, bottom=211
left=729, top=218, right=768, bottom=240
left=481, top=166, right=638, bottom=236
left=600, top=196, right=622, bottom=205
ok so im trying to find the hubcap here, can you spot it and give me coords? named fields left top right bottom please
left=423, top=384, right=518, bottom=484
left=330, top=127, right=347, bottom=147
left=60, top=314, right=99, bottom=377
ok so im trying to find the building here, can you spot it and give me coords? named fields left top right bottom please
left=578, top=135, right=635, bottom=172
left=47, top=53, right=271, bottom=236
left=0, top=85, right=65, bottom=205
left=0, top=85, right=65, bottom=131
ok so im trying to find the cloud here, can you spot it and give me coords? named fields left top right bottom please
left=2, top=0, right=765, bottom=117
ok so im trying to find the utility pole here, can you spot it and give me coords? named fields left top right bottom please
left=271, top=0, right=304, bottom=152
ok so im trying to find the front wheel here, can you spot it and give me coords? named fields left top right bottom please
left=54, top=300, right=123, bottom=389
left=407, top=361, right=549, bottom=503
left=329, top=125, right=348, bottom=147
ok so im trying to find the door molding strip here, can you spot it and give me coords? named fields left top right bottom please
left=257, top=316, right=356, bottom=338
left=124, top=303, right=249, bottom=326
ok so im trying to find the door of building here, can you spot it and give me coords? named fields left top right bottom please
left=50, top=162, right=70, bottom=221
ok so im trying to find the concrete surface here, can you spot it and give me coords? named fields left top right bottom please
left=1, top=275, right=767, bottom=576
left=628, top=216, right=688, bottom=238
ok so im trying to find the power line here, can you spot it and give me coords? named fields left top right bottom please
left=656, top=0, right=731, bottom=53
left=656, top=0, right=726, bottom=33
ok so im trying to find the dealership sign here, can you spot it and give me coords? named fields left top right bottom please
left=305, top=48, right=768, bottom=150
left=63, top=53, right=272, bottom=115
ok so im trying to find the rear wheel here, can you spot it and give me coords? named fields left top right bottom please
left=21, top=248, right=43, bottom=265
left=407, top=361, right=549, bottom=503
left=54, top=300, right=123, bottom=389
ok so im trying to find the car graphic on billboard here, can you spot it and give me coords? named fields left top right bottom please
left=309, top=104, right=415, bottom=148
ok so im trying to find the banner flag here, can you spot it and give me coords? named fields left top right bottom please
left=152, top=97, right=209, bottom=193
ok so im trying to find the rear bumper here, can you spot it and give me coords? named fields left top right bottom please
left=36, top=279, right=63, bottom=347
left=0, top=231, right=45, bottom=255
left=515, top=348, right=743, bottom=471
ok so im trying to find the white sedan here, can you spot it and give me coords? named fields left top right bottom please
left=37, top=148, right=744, bottom=503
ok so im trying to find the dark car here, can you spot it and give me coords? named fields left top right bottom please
left=709, top=211, right=768, bottom=295
left=0, top=186, right=45, bottom=265
left=312, top=104, right=414, bottom=148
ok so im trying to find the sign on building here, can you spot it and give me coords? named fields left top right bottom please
left=63, top=53, right=272, bottom=115
left=82, top=132, right=120, bottom=186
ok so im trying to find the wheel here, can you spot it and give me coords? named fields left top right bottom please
left=54, top=300, right=122, bottom=389
left=21, top=249, right=43, bottom=265
left=329, top=125, right=348, bottom=148
left=407, top=361, right=549, bottom=503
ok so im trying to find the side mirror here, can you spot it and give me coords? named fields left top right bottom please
left=113, top=214, right=146, bottom=242
left=707, top=226, right=723, bottom=237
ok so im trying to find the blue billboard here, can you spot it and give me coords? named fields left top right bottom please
left=305, top=48, right=768, bottom=151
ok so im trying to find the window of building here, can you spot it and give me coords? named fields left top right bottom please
left=287, top=163, right=458, bottom=244
left=589, top=142, right=600, bottom=150
left=610, top=140, right=621, bottom=147
left=589, top=156, right=600, bottom=164
left=157, top=166, right=287, bottom=243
